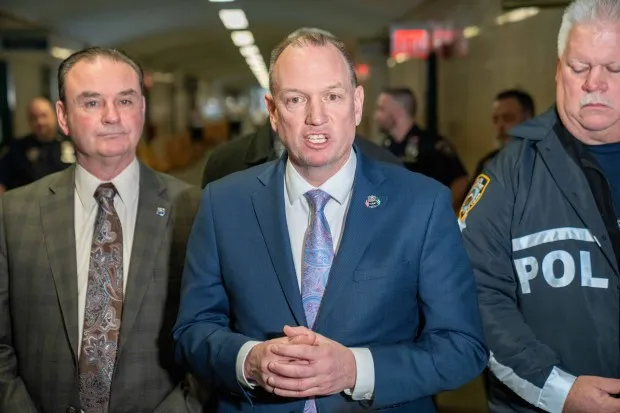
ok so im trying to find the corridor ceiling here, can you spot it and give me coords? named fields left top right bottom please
left=1, top=0, right=425, bottom=89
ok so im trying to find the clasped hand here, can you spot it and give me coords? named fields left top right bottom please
left=244, top=325, right=357, bottom=398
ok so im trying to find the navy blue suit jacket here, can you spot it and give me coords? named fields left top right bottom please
left=173, top=147, right=487, bottom=412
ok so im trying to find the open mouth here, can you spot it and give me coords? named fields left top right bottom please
left=306, top=134, right=328, bottom=144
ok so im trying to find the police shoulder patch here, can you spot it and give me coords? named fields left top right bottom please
left=458, top=173, right=490, bottom=224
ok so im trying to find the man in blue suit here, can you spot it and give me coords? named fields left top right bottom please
left=173, top=28, right=487, bottom=412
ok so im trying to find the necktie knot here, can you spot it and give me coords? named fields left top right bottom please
left=94, top=183, right=117, bottom=203
left=304, top=189, right=331, bottom=213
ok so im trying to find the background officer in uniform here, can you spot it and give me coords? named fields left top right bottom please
left=471, top=89, right=535, bottom=180
left=0, top=97, right=74, bottom=194
left=374, top=87, right=468, bottom=212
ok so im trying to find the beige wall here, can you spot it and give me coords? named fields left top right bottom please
left=389, top=0, right=563, bottom=173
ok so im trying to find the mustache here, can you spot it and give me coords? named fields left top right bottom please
left=580, top=93, right=614, bottom=108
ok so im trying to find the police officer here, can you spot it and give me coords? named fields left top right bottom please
left=374, top=87, right=468, bottom=211
left=471, top=89, right=535, bottom=179
left=0, top=97, right=74, bottom=194
left=460, top=0, right=620, bottom=412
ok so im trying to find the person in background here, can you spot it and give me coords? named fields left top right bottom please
left=374, top=87, right=469, bottom=212
left=0, top=97, right=74, bottom=194
left=471, top=89, right=535, bottom=179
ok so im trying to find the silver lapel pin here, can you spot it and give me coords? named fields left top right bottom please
left=365, top=195, right=381, bottom=208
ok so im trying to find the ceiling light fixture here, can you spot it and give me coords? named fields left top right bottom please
left=495, top=7, right=540, bottom=25
left=246, top=54, right=264, bottom=65
left=240, top=45, right=260, bottom=57
left=231, top=30, right=255, bottom=47
left=50, top=47, right=74, bottom=60
left=219, top=9, right=248, bottom=30
left=216, top=9, right=268, bottom=89
left=463, top=26, right=481, bottom=39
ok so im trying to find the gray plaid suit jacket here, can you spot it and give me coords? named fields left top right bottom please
left=0, top=162, right=203, bottom=413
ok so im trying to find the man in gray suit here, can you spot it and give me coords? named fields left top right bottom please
left=0, top=47, right=201, bottom=412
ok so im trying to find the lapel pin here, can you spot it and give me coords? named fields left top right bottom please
left=156, top=207, right=167, bottom=216
left=365, top=195, right=381, bottom=208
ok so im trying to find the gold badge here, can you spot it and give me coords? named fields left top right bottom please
left=26, top=147, right=39, bottom=163
left=60, top=141, right=76, bottom=164
left=458, top=174, right=490, bottom=229
left=404, top=136, right=419, bottom=163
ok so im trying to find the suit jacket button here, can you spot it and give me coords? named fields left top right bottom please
left=66, top=407, right=77, bottom=413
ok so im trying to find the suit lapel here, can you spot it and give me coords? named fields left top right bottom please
left=252, top=160, right=307, bottom=326
left=118, top=163, right=170, bottom=350
left=41, top=167, right=80, bottom=360
left=314, top=151, right=386, bottom=331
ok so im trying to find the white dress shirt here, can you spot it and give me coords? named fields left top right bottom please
left=235, top=149, right=375, bottom=400
left=74, top=159, right=140, bottom=355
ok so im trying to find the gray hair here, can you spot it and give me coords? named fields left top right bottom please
left=58, top=46, right=144, bottom=103
left=558, top=0, right=620, bottom=57
left=268, top=27, right=357, bottom=93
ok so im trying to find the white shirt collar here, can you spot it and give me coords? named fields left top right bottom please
left=75, top=158, right=140, bottom=211
left=285, top=147, right=357, bottom=206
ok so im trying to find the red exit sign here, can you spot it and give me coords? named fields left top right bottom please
left=390, top=28, right=430, bottom=60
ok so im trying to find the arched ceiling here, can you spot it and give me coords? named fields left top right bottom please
left=1, top=0, right=425, bottom=89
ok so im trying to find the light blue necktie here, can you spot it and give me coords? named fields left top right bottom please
left=301, top=189, right=334, bottom=413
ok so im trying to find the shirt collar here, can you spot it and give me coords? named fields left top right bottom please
left=75, top=158, right=140, bottom=211
left=285, top=147, right=357, bottom=206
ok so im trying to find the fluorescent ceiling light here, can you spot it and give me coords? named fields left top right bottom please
left=219, top=9, right=248, bottom=30
left=240, top=45, right=260, bottom=57
left=50, top=47, right=74, bottom=60
left=251, top=68, right=268, bottom=78
left=496, top=7, right=540, bottom=25
left=245, top=54, right=264, bottom=66
left=249, top=65, right=267, bottom=74
left=251, top=65, right=267, bottom=75
left=257, top=79, right=268, bottom=89
left=209, top=0, right=234, bottom=2
left=249, top=60, right=266, bottom=69
left=252, top=70, right=268, bottom=80
left=463, top=26, right=481, bottom=39
left=251, top=67, right=268, bottom=88
left=231, top=30, right=254, bottom=47
left=394, top=53, right=408, bottom=64
left=254, top=76, right=267, bottom=87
